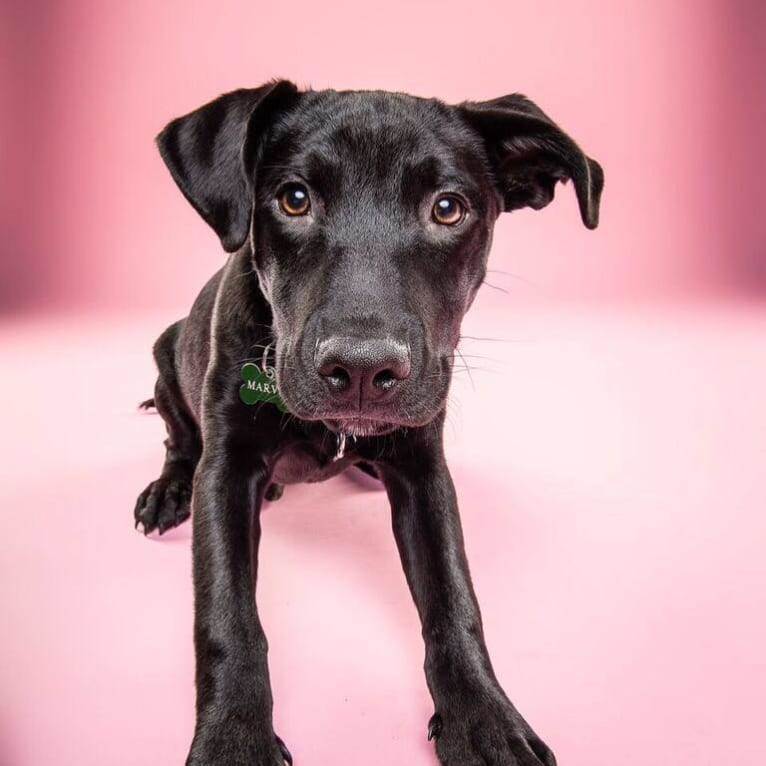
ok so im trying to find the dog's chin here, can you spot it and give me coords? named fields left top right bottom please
left=322, top=417, right=399, bottom=438
left=278, top=380, right=449, bottom=437
left=283, top=395, right=448, bottom=436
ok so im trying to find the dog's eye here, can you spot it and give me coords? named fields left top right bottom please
left=432, top=195, right=465, bottom=225
left=278, top=184, right=311, bottom=216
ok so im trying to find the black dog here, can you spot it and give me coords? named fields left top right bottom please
left=135, top=80, right=603, bottom=766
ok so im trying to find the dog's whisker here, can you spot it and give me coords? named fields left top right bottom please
left=481, top=279, right=510, bottom=295
left=459, top=334, right=528, bottom=344
left=455, top=348, right=475, bottom=391
left=453, top=352, right=501, bottom=362
left=485, top=268, right=538, bottom=288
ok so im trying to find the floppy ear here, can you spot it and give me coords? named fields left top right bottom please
left=156, top=79, right=300, bottom=252
left=459, top=94, right=604, bottom=229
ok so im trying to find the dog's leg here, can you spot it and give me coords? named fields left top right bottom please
left=186, top=445, right=290, bottom=766
left=381, top=432, right=556, bottom=766
left=135, top=324, right=201, bottom=534
left=134, top=376, right=200, bottom=534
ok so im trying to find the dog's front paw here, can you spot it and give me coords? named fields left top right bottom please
left=428, top=702, right=556, bottom=766
left=187, top=720, right=292, bottom=766
left=134, top=474, right=192, bottom=535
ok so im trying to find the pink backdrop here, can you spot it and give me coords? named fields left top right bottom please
left=2, top=0, right=765, bottom=313
left=1, top=3, right=765, bottom=766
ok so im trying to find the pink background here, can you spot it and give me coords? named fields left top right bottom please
left=3, top=0, right=765, bottom=312
left=1, top=2, right=765, bottom=765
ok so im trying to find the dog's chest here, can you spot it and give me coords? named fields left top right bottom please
left=270, top=440, right=353, bottom=485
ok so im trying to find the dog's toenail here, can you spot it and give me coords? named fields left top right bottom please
left=427, top=713, right=442, bottom=741
left=276, top=735, right=292, bottom=765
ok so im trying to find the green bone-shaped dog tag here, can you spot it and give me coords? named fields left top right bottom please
left=239, top=362, right=288, bottom=412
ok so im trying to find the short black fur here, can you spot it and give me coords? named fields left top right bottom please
left=137, top=80, right=603, bottom=766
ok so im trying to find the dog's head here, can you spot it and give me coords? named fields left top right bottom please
left=158, top=81, right=602, bottom=436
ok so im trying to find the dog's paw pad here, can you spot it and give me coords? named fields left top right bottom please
left=134, top=476, right=192, bottom=535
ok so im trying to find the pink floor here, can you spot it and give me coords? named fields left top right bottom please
left=1, top=302, right=765, bottom=765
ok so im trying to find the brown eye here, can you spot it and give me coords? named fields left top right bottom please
left=432, top=195, right=465, bottom=225
left=278, top=184, right=310, bottom=216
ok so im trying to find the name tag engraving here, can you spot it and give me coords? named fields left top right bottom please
left=239, top=362, right=288, bottom=412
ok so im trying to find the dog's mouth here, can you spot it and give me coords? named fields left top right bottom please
left=322, top=417, right=398, bottom=438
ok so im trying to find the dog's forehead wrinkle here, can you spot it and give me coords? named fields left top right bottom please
left=259, top=92, right=495, bottom=220
left=309, top=126, right=437, bottom=186
left=274, top=89, right=468, bottom=163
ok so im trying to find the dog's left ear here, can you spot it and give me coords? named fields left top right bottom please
left=459, top=94, right=604, bottom=229
left=156, top=79, right=300, bottom=252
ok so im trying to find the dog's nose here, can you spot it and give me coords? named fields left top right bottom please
left=316, top=337, right=411, bottom=402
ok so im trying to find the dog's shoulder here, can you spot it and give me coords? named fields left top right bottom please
left=172, top=250, right=266, bottom=416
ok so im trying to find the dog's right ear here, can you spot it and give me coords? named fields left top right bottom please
left=156, top=80, right=300, bottom=252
